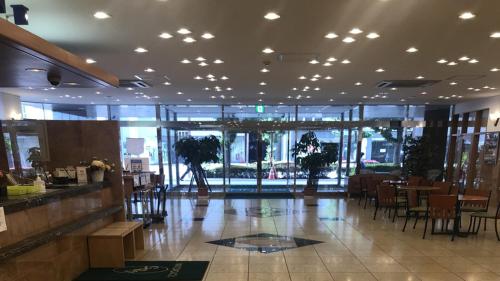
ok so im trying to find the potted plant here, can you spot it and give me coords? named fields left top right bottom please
left=88, top=157, right=114, bottom=183
left=402, top=136, right=434, bottom=178
left=26, top=147, right=44, bottom=177
left=292, top=131, right=339, bottom=195
left=174, top=135, right=221, bottom=196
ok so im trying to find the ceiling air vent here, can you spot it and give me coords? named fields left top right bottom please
left=119, top=79, right=151, bottom=88
left=276, top=52, right=319, bottom=63
left=376, top=80, right=441, bottom=88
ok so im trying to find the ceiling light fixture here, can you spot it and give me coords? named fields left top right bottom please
left=183, top=37, right=196, bottom=43
left=459, top=11, right=475, bottom=20
left=144, top=67, right=155, bottom=72
left=406, top=47, right=418, bottom=53
left=375, top=68, right=385, bottom=72
left=134, top=47, right=148, bottom=53
left=213, top=59, right=224, bottom=64
left=349, top=28, right=363, bottom=34
left=468, top=58, right=479, bottom=63
left=93, top=11, right=110, bottom=19
left=201, top=32, right=214, bottom=39
left=416, top=75, right=424, bottom=79
left=221, top=76, right=228, bottom=80
left=262, top=47, right=274, bottom=54
left=177, top=91, right=184, bottom=95
left=323, top=62, right=332, bottom=66
left=264, top=12, right=280, bottom=20
left=260, top=82, right=267, bottom=86
left=342, top=37, right=355, bottom=43
left=261, top=68, right=270, bottom=73
left=181, top=59, right=191, bottom=64
left=447, top=61, right=457, bottom=66
left=299, top=76, right=306, bottom=80
left=341, top=59, right=351, bottom=64
left=449, top=81, right=457, bottom=85
left=458, top=56, right=470, bottom=61
left=355, top=82, right=362, bottom=86
left=309, top=59, right=319, bottom=64
left=437, top=59, right=448, bottom=64
left=366, top=32, right=380, bottom=39
left=86, top=58, right=96, bottom=64
left=199, top=62, right=208, bottom=66
left=327, top=57, right=337, bottom=62
left=159, top=32, right=173, bottom=39
left=324, top=76, right=332, bottom=80
left=491, top=67, right=500, bottom=72
left=177, top=28, right=191, bottom=34
left=25, top=68, right=46, bottom=72
left=325, top=32, right=338, bottom=39
left=490, top=32, right=500, bottom=38
left=194, top=76, right=203, bottom=80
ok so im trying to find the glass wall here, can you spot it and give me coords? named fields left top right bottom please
left=18, top=102, right=441, bottom=192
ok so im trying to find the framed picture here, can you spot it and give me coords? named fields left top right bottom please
left=483, top=132, right=499, bottom=165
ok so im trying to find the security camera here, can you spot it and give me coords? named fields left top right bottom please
left=47, top=73, right=61, bottom=87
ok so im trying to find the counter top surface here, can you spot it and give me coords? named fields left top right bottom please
left=0, top=183, right=104, bottom=214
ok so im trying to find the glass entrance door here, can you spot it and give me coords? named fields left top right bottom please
left=261, top=130, right=292, bottom=192
left=226, top=130, right=258, bottom=192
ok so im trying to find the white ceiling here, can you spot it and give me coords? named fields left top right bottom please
left=3, top=0, right=500, bottom=106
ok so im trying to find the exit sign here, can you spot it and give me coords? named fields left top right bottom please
left=255, top=105, right=265, bottom=113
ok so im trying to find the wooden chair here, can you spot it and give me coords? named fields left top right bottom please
left=431, top=181, right=453, bottom=195
left=364, top=177, right=380, bottom=209
left=358, top=176, right=369, bottom=206
left=423, top=195, right=458, bottom=241
left=468, top=200, right=500, bottom=241
left=463, top=188, right=492, bottom=232
left=373, top=184, right=397, bottom=221
left=402, top=189, right=428, bottom=232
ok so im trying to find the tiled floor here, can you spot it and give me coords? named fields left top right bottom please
left=135, top=197, right=500, bottom=281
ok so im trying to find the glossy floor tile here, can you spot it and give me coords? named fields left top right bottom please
left=135, top=198, right=500, bottom=281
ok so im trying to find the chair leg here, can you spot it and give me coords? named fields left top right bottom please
left=451, top=219, right=456, bottom=241
left=413, top=213, right=419, bottom=229
left=364, top=195, right=368, bottom=209
left=484, top=218, right=487, bottom=231
left=431, top=219, right=436, bottom=234
left=392, top=205, right=397, bottom=222
left=495, top=219, right=499, bottom=241
left=358, top=192, right=362, bottom=205
left=373, top=205, right=378, bottom=220
left=467, top=216, right=473, bottom=233
left=423, top=215, right=429, bottom=239
left=475, top=218, right=482, bottom=233
left=402, top=211, right=409, bottom=232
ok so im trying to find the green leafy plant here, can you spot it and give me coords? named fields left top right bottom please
left=174, top=135, right=221, bottom=190
left=292, top=131, right=339, bottom=191
left=402, top=136, right=434, bottom=178
left=26, top=147, right=43, bottom=175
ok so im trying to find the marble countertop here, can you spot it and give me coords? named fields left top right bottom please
left=0, top=183, right=104, bottom=214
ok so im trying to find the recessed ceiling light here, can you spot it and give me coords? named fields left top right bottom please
left=340, top=92, right=346, bottom=95
left=468, top=58, right=479, bottom=63
left=195, top=57, right=206, bottom=61
left=447, top=61, right=457, bottom=66
left=292, top=87, right=297, bottom=91
left=183, top=37, right=196, bottom=43
left=260, top=82, right=267, bottom=86
left=261, top=68, right=270, bottom=73
left=313, top=74, right=321, bottom=78
left=159, top=32, right=173, bottom=39
left=391, top=87, right=397, bottom=90
left=491, top=68, right=500, bottom=72
left=299, top=76, right=306, bottom=80
left=181, top=59, right=191, bottom=64
left=258, top=91, right=265, bottom=95
left=437, top=59, right=448, bottom=64
left=213, top=59, right=224, bottom=64
left=310, top=78, right=318, bottom=82
left=306, top=96, right=311, bottom=99
left=163, top=81, right=171, bottom=85
left=309, top=59, right=319, bottom=64
left=314, top=87, right=320, bottom=91
left=458, top=56, right=470, bottom=61
left=449, top=81, right=457, bottom=85
left=144, top=67, right=155, bottom=72
left=207, top=74, right=215, bottom=78
left=400, top=99, right=406, bottom=102
left=221, top=76, right=228, bottom=80
left=327, top=57, right=337, bottom=62
left=362, top=96, right=368, bottom=99
left=93, top=11, right=111, bottom=19
left=416, top=75, right=424, bottom=79
left=355, top=82, right=362, bottom=86
left=262, top=47, right=274, bottom=54
left=375, top=68, right=385, bottom=72
left=201, top=32, right=214, bottom=39
left=177, top=28, right=191, bottom=34
left=341, top=59, right=351, bottom=64
left=323, top=62, right=332, bottom=66
left=177, top=91, right=184, bottom=95
left=406, top=47, right=418, bottom=53
left=95, top=91, right=102, bottom=95
left=194, top=76, right=203, bottom=80
left=199, top=62, right=208, bottom=67
left=343, top=37, right=355, bottom=43
left=438, top=96, right=444, bottom=99
left=420, top=92, right=427, bottom=95
left=187, top=98, right=192, bottom=102
left=325, top=32, right=338, bottom=39
left=349, top=28, right=363, bottom=34
left=264, top=12, right=280, bottom=20
left=490, top=32, right=500, bottom=38
left=134, top=47, right=148, bottom=53
left=287, top=95, right=292, bottom=99
left=366, top=32, right=380, bottom=39
left=86, top=58, right=96, bottom=64
left=459, top=11, right=475, bottom=20
left=126, top=87, right=134, bottom=90
left=258, top=98, right=263, bottom=102
left=324, top=76, right=332, bottom=80
left=226, top=87, right=233, bottom=91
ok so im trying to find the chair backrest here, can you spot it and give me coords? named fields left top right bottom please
left=407, top=176, right=423, bottom=186
left=432, top=181, right=452, bottom=195
left=406, top=189, right=419, bottom=209
left=377, top=184, right=396, bottom=207
left=428, top=195, right=458, bottom=219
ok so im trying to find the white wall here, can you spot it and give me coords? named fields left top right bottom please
left=454, top=95, right=500, bottom=132
left=0, top=93, right=22, bottom=120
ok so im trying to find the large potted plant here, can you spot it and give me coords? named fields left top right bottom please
left=402, top=136, right=434, bottom=178
left=174, top=135, right=221, bottom=196
left=292, top=131, right=339, bottom=195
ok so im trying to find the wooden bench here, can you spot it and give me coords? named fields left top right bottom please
left=88, top=221, right=144, bottom=268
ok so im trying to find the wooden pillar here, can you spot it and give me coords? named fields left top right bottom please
left=466, top=110, right=483, bottom=188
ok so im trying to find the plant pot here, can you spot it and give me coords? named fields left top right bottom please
left=91, top=170, right=104, bottom=183
left=198, top=187, right=209, bottom=197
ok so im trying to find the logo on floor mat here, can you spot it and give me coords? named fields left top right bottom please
left=113, top=265, right=170, bottom=274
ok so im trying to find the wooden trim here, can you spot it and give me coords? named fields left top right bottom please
left=0, top=19, right=118, bottom=87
